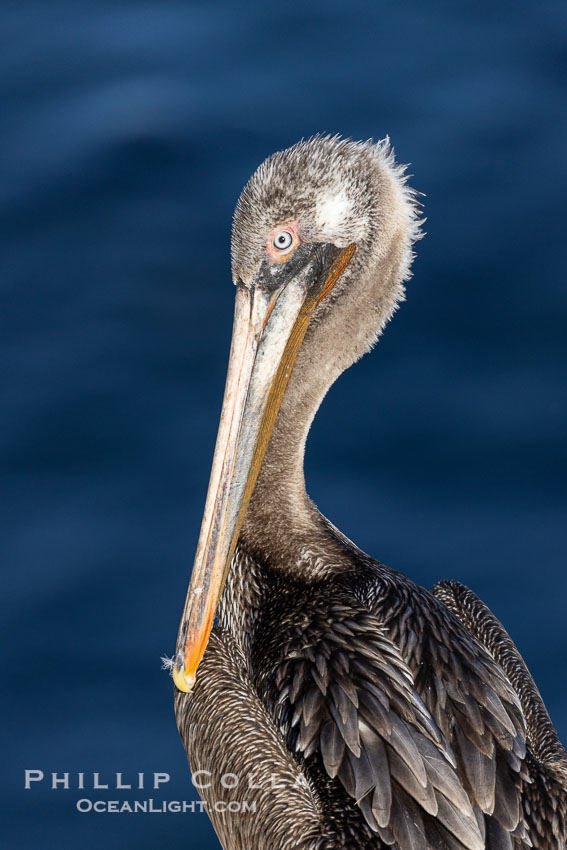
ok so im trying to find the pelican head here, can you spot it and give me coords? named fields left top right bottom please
left=173, top=135, right=421, bottom=692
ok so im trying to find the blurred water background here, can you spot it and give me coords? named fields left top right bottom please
left=2, top=1, right=566, bottom=847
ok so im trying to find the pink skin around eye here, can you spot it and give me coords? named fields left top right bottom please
left=266, top=222, right=301, bottom=264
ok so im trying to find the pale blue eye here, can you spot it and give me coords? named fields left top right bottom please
left=273, top=230, right=293, bottom=251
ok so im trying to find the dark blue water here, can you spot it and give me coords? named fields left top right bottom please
left=2, top=2, right=566, bottom=847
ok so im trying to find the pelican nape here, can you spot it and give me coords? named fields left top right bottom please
left=171, top=136, right=566, bottom=849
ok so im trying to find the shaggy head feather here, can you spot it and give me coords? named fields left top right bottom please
left=232, top=134, right=422, bottom=328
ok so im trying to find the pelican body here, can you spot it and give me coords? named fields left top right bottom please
left=172, top=136, right=567, bottom=849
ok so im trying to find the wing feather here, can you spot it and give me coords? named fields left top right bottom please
left=274, top=601, right=485, bottom=850
left=367, top=576, right=530, bottom=843
left=431, top=579, right=567, bottom=850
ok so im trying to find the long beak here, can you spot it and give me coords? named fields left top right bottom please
left=173, top=243, right=356, bottom=692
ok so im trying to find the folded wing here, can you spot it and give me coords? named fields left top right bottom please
left=274, top=602, right=487, bottom=850
left=432, top=579, right=567, bottom=850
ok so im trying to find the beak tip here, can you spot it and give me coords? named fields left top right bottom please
left=173, top=666, right=196, bottom=694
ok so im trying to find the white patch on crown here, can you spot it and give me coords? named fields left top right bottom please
left=315, top=188, right=368, bottom=244
left=316, top=190, right=352, bottom=235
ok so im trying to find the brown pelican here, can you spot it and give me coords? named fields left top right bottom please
left=171, top=135, right=567, bottom=849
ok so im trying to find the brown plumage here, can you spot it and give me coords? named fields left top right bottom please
left=432, top=580, right=567, bottom=850
left=173, top=136, right=566, bottom=849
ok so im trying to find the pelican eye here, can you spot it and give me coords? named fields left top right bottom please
left=273, top=230, right=294, bottom=251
